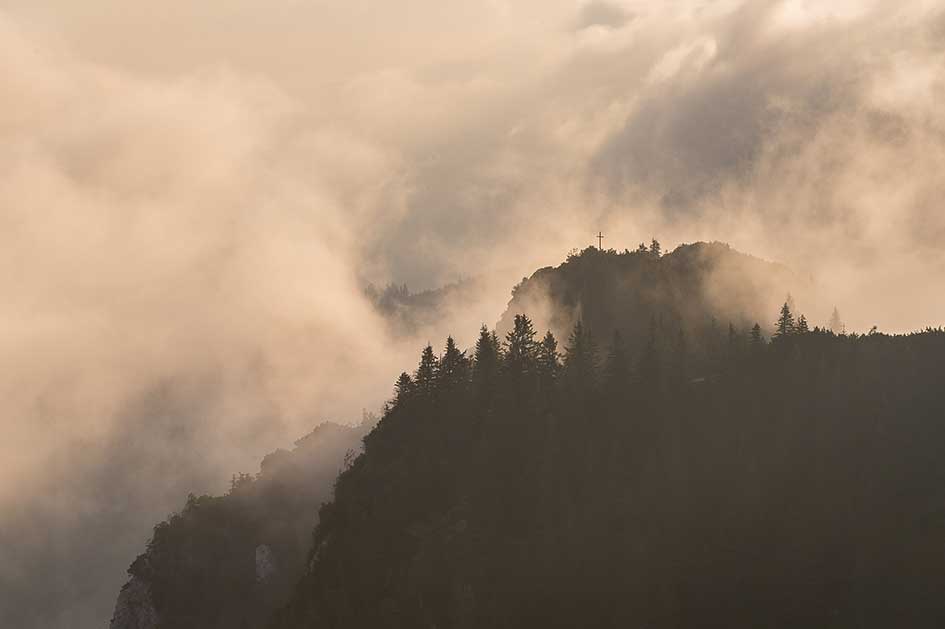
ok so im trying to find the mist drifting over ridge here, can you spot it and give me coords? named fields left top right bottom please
left=1, top=1, right=944, bottom=627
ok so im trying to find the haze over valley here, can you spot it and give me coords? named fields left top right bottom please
left=1, top=2, right=944, bottom=627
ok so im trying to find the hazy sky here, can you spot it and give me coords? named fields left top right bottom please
left=1, top=1, right=944, bottom=627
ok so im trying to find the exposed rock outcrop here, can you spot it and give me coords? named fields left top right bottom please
left=109, top=577, right=157, bottom=629
left=107, top=420, right=369, bottom=629
left=255, top=544, right=277, bottom=584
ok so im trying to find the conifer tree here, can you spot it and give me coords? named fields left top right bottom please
left=649, top=238, right=662, bottom=257
left=796, top=314, right=810, bottom=334
left=472, top=325, right=501, bottom=394
left=393, top=372, right=414, bottom=406
left=636, top=242, right=648, bottom=253
left=750, top=323, right=764, bottom=351
left=786, top=293, right=797, bottom=316
left=504, top=314, right=538, bottom=375
left=415, top=344, right=439, bottom=395
left=774, top=302, right=795, bottom=339
left=439, top=336, right=469, bottom=388
left=536, top=330, right=561, bottom=382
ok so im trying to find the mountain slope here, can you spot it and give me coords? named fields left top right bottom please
left=269, top=263, right=945, bottom=628
left=498, top=242, right=808, bottom=357
left=109, top=421, right=367, bottom=629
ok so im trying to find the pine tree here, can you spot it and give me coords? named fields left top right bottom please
left=504, top=314, right=538, bottom=375
left=439, top=336, right=469, bottom=388
left=472, top=325, right=501, bottom=394
left=750, top=323, right=764, bottom=351
left=415, top=344, right=439, bottom=395
left=795, top=314, right=809, bottom=334
left=393, top=372, right=414, bottom=406
left=774, top=303, right=795, bottom=339
left=649, top=238, right=661, bottom=257
left=636, top=242, right=648, bottom=253
left=536, top=331, right=561, bottom=382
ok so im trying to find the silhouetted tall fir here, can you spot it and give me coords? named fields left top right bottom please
left=796, top=314, right=809, bottom=334
left=415, top=344, right=439, bottom=394
left=750, top=322, right=764, bottom=351
left=649, top=238, right=662, bottom=257
left=785, top=292, right=797, bottom=316
left=535, top=331, right=561, bottom=383
left=393, top=371, right=414, bottom=406
left=504, top=314, right=538, bottom=375
left=439, top=336, right=469, bottom=388
left=472, top=325, right=501, bottom=398
left=774, top=302, right=795, bottom=338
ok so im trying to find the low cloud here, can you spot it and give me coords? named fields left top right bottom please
left=1, top=1, right=944, bottom=626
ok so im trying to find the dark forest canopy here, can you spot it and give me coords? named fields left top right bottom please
left=115, top=245, right=945, bottom=629
left=495, top=241, right=809, bottom=362
left=271, top=306, right=945, bottom=629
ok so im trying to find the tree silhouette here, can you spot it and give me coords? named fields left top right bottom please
left=439, top=336, right=469, bottom=388
left=472, top=324, right=501, bottom=398
left=750, top=323, right=764, bottom=351
left=536, top=330, right=561, bottom=383
left=415, top=344, right=439, bottom=395
left=649, top=238, right=662, bottom=257
left=504, top=314, right=538, bottom=375
left=796, top=314, right=810, bottom=334
left=774, top=302, right=795, bottom=339
left=393, top=372, right=413, bottom=406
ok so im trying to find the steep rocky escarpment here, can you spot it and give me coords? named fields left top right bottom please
left=109, top=421, right=367, bottom=629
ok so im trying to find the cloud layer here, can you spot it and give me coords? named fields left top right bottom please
left=1, top=1, right=944, bottom=627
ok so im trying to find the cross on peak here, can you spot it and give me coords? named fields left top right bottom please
left=597, top=231, right=604, bottom=250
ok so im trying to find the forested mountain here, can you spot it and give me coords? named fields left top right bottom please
left=498, top=241, right=807, bottom=359
left=268, top=245, right=943, bottom=628
left=273, top=315, right=945, bottom=628
left=365, top=278, right=485, bottom=338
left=109, top=421, right=367, bottom=629
left=114, top=243, right=945, bottom=629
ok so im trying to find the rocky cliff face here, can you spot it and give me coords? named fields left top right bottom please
left=255, top=544, right=277, bottom=584
left=107, top=420, right=368, bottom=629
left=109, top=577, right=157, bottom=629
